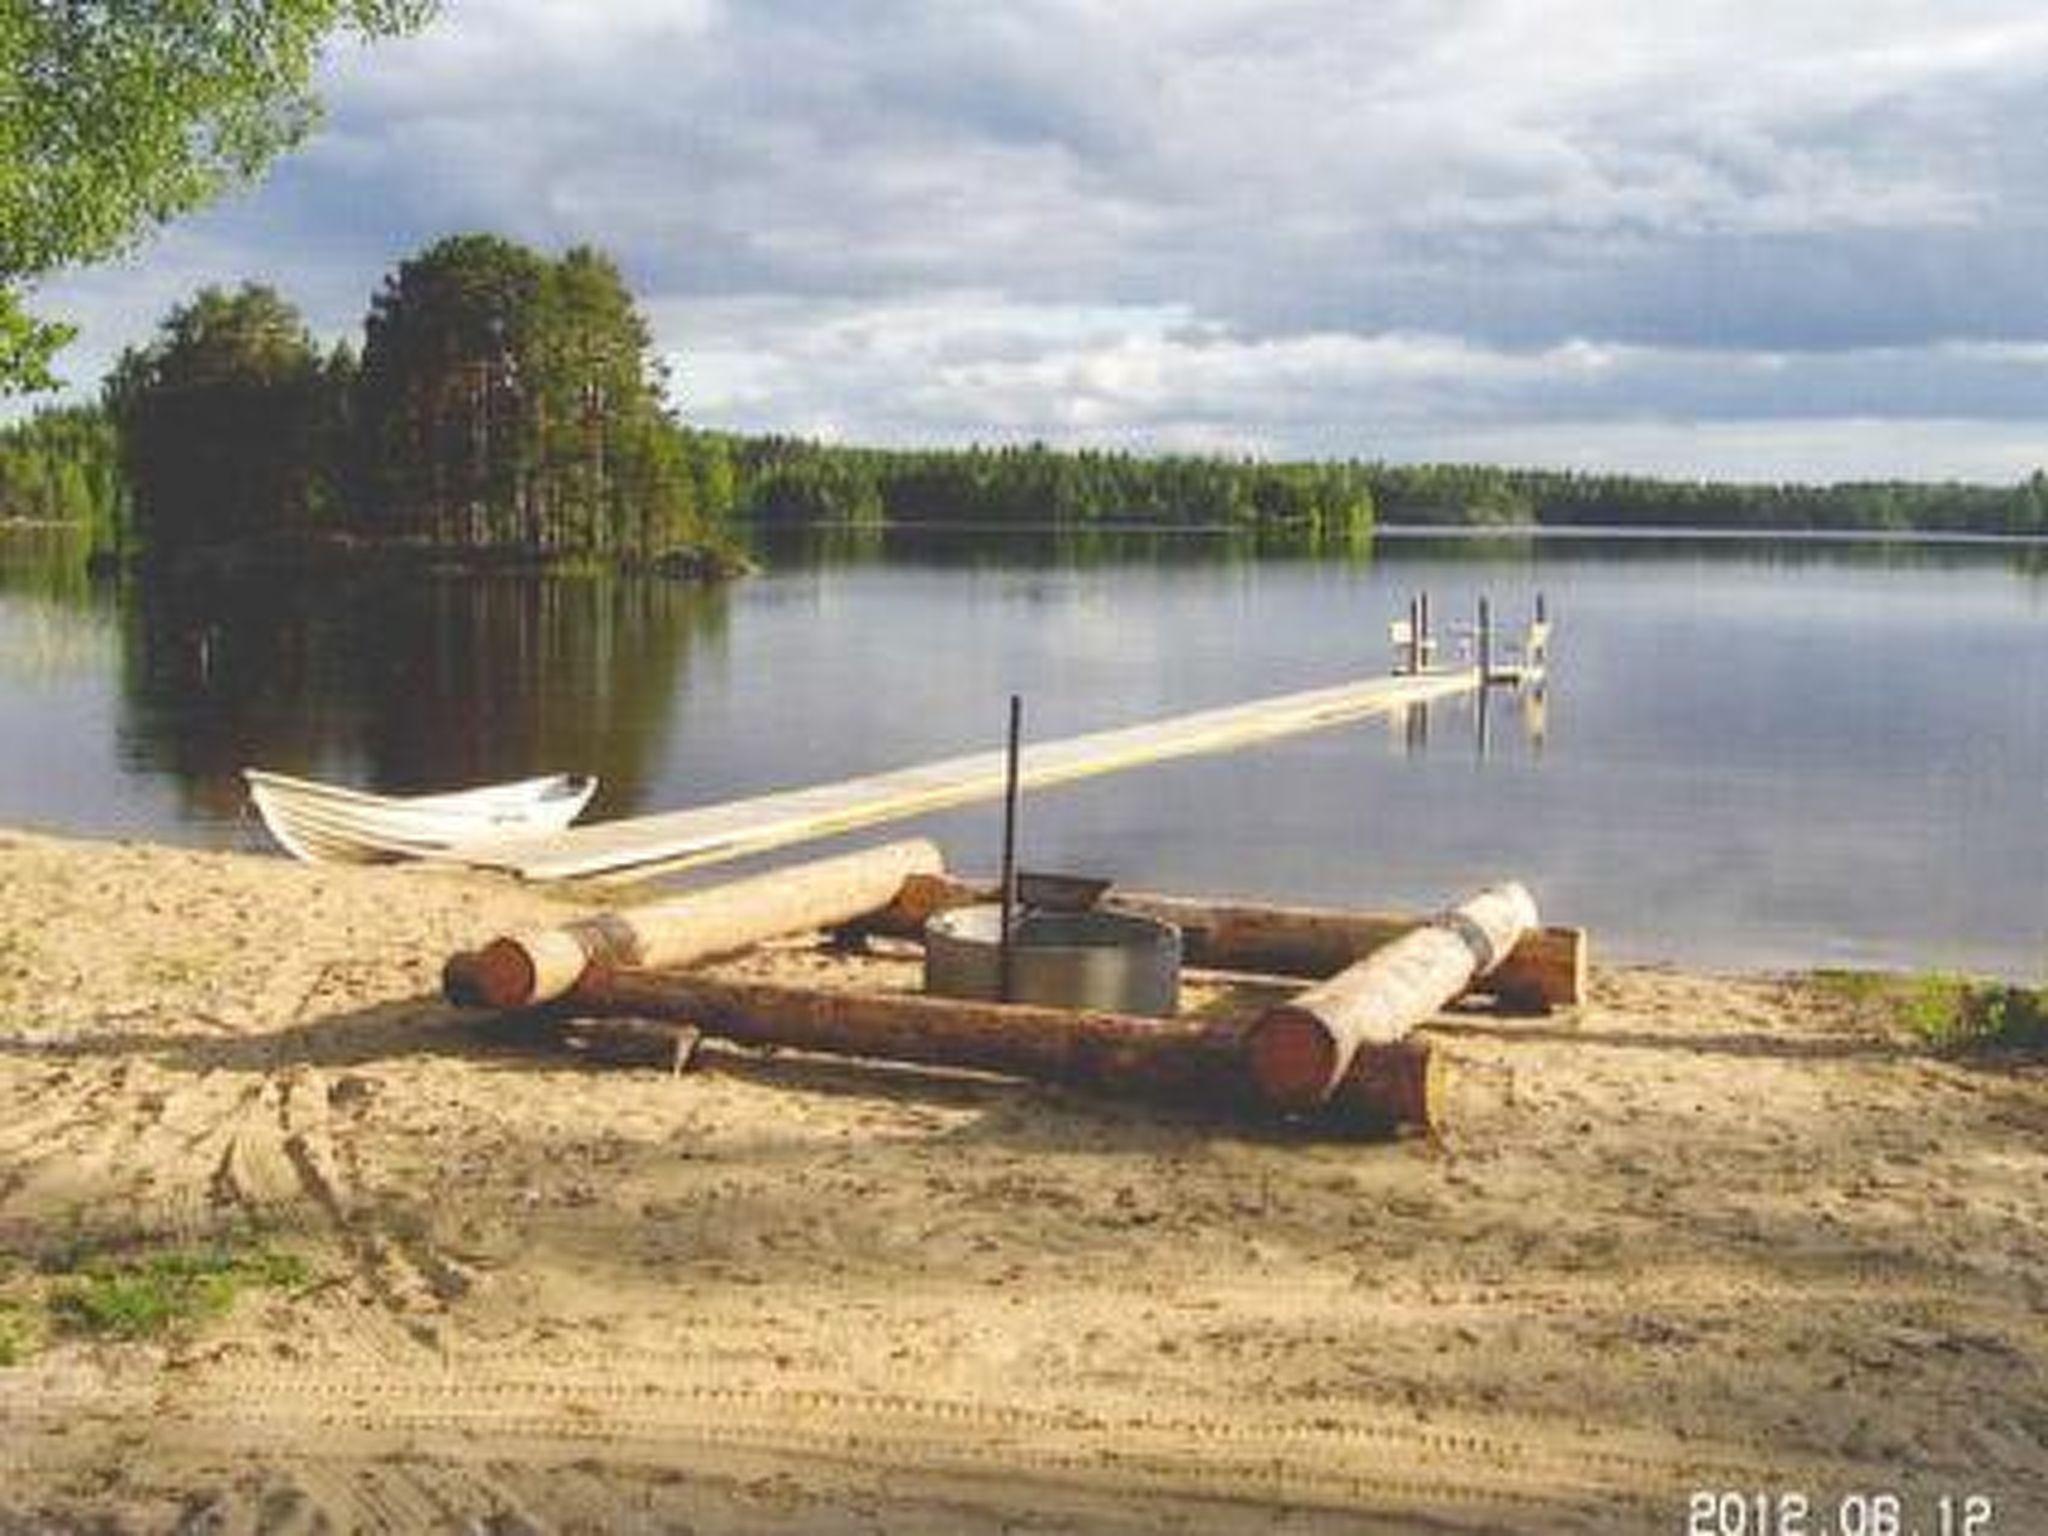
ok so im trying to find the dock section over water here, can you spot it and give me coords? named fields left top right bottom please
left=455, top=667, right=1482, bottom=882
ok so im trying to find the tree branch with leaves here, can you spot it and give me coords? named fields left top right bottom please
left=0, top=0, right=435, bottom=393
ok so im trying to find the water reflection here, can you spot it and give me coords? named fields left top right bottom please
left=116, top=570, right=726, bottom=824
left=1387, top=685, right=1548, bottom=763
left=745, top=519, right=1376, bottom=571
left=1373, top=526, right=2048, bottom=575
left=754, top=519, right=2048, bottom=578
left=3, top=520, right=2045, bottom=974
left=0, top=529, right=119, bottom=684
left=1469, top=682, right=1549, bottom=761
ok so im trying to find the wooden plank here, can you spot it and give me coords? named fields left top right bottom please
left=449, top=669, right=1480, bottom=882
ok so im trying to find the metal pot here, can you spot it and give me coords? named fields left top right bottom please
left=923, top=903, right=1181, bottom=1018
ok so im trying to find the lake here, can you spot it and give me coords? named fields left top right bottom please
left=3, top=523, right=2044, bottom=977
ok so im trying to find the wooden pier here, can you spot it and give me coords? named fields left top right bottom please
left=449, top=667, right=1483, bottom=883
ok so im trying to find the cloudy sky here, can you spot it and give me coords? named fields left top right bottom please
left=31, top=0, right=2048, bottom=480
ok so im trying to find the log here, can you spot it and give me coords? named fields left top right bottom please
left=565, top=968, right=1434, bottom=1133
left=570, top=968, right=1241, bottom=1098
left=856, top=873, right=1584, bottom=1010
left=443, top=839, right=944, bottom=1010
left=1244, top=882, right=1536, bottom=1111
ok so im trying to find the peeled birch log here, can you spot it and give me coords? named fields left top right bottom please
left=564, top=968, right=1433, bottom=1132
left=858, top=872, right=1583, bottom=1010
left=443, top=839, right=944, bottom=1010
left=1245, top=882, right=1537, bottom=1111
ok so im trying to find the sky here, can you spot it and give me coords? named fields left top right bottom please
left=28, top=0, right=2048, bottom=481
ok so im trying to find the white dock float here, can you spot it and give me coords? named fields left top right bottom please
left=453, top=668, right=1481, bottom=882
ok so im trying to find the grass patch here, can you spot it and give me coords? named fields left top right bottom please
left=0, top=1297, right=35, bottom=1365
left=18, top=1230, right=311, bottom=1348
left=1811, top=969, right=2048, bottom=1056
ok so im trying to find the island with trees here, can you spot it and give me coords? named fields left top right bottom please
left=89, top=235, right=744, bottom=576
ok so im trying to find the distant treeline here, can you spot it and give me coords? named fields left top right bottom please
left=715, top=439, right=2048, bottom=537
left=0, top=405, right=126, bottom=549
left=724, top=437, right=1377, bottom=539
left=1369, top=462, right=2048, bottom=535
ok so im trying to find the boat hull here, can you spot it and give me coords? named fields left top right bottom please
left=244, top=769, right=596, bottom=865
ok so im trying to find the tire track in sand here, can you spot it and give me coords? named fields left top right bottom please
left=206, top=1067, right=447, bottom=1365
left=144, top=1365, right=1938, bottom=1530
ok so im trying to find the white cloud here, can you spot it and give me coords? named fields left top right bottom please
left=658, top=289, right=2048, bottom=476
left=17, top=0, right=2048, bottom=479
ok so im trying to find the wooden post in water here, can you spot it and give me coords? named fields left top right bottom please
left=1418, top=591, right=1431, bottom=669
left=1477, top=594, right=1493, bottom=683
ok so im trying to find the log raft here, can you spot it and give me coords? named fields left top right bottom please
left=444, top=850, right=1578, bottom=1136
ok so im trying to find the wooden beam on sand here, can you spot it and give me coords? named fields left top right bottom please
left=442, top=840, right=944, bottom=1010
left=564, top=968, right=1435, bottom=1135
left=856, top=873, right=1585, bottom=1011
left=445, top=670, right=1480, bottom=882
left=1244, top=883, right=1536, bottom=1112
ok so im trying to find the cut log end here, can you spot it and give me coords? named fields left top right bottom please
left=1321, top=1042, right=1438, bottom=1137
left=1245, top=1006, right=1343, bottom=1111
left=443, top=934, right=555, bottom=1011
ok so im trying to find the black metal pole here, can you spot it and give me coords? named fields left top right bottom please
left=998, top=693, right=1023, bottom=1003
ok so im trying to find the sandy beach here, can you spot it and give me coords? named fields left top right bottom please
left=0, top=827, right=2041, bottom=1532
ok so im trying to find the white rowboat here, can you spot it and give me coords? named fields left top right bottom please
left=244, top=768, right=597, bottom=865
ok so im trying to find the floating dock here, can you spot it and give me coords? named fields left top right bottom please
left=451, top=667, right=1483, bottom=882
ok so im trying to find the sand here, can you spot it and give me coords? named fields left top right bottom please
left=0, top=827, right=2042, bottom=1533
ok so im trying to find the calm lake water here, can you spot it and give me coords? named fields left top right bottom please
left=3, top=523, right=2045, bottom=977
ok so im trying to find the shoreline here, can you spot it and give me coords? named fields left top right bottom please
left=1, top=827, right=2043, bottom=1530
left=17, top=513, right=2048, bottom=553
left=120, top=531, right=754, bottom=582
left=3, top=816, right=2026, bottom=987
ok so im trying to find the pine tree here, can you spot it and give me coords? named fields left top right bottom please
left=103, top=285, right=332, bottom=553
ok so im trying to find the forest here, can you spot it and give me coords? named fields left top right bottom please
left=5, top=230, right=2048, bottom=552
left=0, top=405, right=126, bottom=551
left=727, top=436, right=1376, bottom=538
left=725, top=438, right=2048, bottom=537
